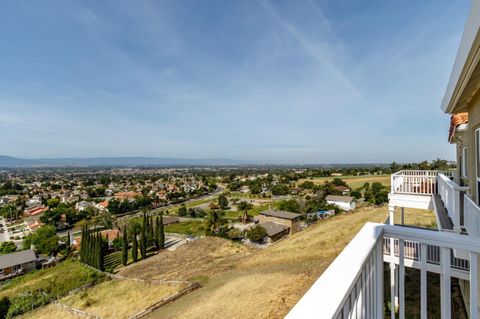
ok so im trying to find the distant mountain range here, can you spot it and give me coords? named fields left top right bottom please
left=0, top=155, right=244, bottom=168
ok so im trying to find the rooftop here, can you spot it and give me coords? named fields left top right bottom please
left=325, top=195, right=354, bottom=203
left=259, top=221, right=289, bottom=237
left=259, top=209, right=301, bottom=220
left=0, top=250, right=36, bottom=269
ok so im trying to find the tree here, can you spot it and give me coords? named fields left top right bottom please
left=0, top=297, right=10, bottom=319
left=237, top=201, right=253, bottom=224
left=350, top=190, right=362, bottom=199
left=246, top=225, right=267, bottom=243
left=178, top=204, right=187, bottom=217
left=218, top=194, right=229, bottom=210
left=140, top=212, right=147, bottom=260
left=271, top=184, right=289, bottom=196
left=204, top=210, right=227, bottom=235
left=46, top=198, right=60, bottom=208
left=132, top=229, right=138, bottom=263
left=39, top=209, right=62, bottom=226
left=390, top=161, right=400, bottom=172
left=0, top=241, right=16, bottom=254
left=23, top=225, right=59, bottom=255
left=332, top=178, right=348, bottom=187
left=159, top=214, right=165, bottom=249
left=278, top=199, right=301, bottom=214
left=66, top=231, right=71, bottom=247
left=154, top=215, right=165, bottom=249
left=122, top=225, right=128, bottom=266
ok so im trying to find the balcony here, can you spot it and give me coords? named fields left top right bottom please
left=285, top=222, right=480, bottom=319
left=389, top=170, right=472, bottom=234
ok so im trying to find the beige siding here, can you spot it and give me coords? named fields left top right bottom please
left=467, top=95, right=480, bottom=202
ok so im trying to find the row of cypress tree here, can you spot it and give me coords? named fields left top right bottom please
left=79, top=226, right=104, bottom=271
left=121, top=213, right=165, bottom=266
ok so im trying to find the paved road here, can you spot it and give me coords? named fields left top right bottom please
left=116, top=186, right=225, bottom=220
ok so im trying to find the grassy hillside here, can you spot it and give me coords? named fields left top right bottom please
left=0, top=259, right=102, bottom=317
left=143, top=206, right=388, bottom=319
left=61, top=279, right=184, bottom=319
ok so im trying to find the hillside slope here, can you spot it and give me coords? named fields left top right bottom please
left=146, top=206, right=387, bottom=319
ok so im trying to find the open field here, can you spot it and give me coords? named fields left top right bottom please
left=61, top=279, right=183, bottom=319
left=298, top=174, right=391, bottom=189
left=140, top=206, right=388, bottom=319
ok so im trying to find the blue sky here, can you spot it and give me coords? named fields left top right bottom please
left=0, top=0, right=471, bottom=163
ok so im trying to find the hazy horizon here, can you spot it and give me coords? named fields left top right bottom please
left=0, top=1, right=470, bottom=162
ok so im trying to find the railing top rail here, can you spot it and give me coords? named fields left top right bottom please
left=285, top=223, right=383, bottom=319
left=286, top=222, right=480, bottom=319
left=392, top=170, right=455, bottom=176
left=438, top=173, right=469, bottom=191
left=382, top=223, right=480, bottom=253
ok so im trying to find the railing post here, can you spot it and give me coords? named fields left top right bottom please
left=440, top=247, right=451, bottom=319
left=454, top=188, right=462, bottom=233
left=389, top=206, right=395, bottom=226
left=399, top=239, right=405, bottom=319
left=470, top=252, right=479, bottom=319
left=420, top=244, right=427, bottom=319
left=375, top=238, right=384, bottom=319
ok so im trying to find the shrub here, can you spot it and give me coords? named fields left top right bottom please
left=228, top=228, right=243, bottom=241
left=247, top=225, right=267, bottom=243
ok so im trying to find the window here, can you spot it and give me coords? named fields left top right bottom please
left=462, top=147, right=468, bottom=178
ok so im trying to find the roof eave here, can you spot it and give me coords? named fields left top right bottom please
left=442, top=1, right=480, bottom=115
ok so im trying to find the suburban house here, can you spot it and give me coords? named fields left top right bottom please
left=95, top=200, right=109, bottom=211
left=286, top=2, right=480, bottom=318
left=114, top=191, right=139, bottom=201
left=257, top=209, right=301, bottom=235
left=25, top=205, right=47, bottom=216
left=0, top=250, right=37, bottom=280
left=75, top=201, right=95, bottom=211
left=261, top=221, right=290, bottom=243
left=326, top=195, right=356, bottom=211
left=334, top=185, right=351, bottom=195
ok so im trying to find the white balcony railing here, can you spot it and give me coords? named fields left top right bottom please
left=391, top=170, right=455, bottom=196
left=437, top=173, right=469, bottom=229
left=286, top=222, right=480, bottom=319
left=465, top=195, right=480, bottom=237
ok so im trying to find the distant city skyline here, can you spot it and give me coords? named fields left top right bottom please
left=0, top=0, right=471, bottom=163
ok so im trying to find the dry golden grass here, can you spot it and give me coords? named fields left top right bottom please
left=298, top=174, right=391, bottom=189
left=393, top=207, right=437, bottom=229
left=60, top=279, right=183, bottom=319
left=146, top=206, right=388, bottom=319
left=16, top=303, right=78, bottom=319
left=117, top=237, right=252, bottom=281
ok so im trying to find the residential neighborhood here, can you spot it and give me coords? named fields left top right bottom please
left=0, top=1, right=474, bottom=319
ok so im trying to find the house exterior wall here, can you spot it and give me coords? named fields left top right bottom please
left=454, top=130, right=469, bottom=187
left=257, top=215, right=301, bottom=234
left=466, top=95, right=480, bottom=202
left=327, top=200, right=355, bottom=211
